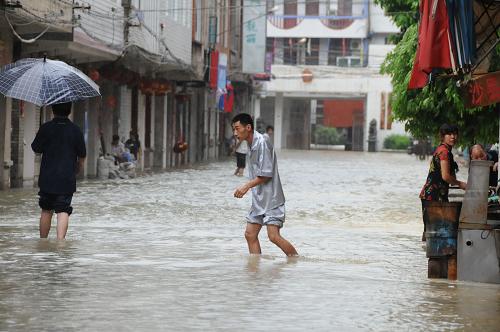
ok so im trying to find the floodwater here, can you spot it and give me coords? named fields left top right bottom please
left=0, top=151, right=499, bottom=331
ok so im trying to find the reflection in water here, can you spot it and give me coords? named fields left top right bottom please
left=0, top=151, right=499, bottom=331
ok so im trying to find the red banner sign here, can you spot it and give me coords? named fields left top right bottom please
left=462, top=71, right=500, bottom=108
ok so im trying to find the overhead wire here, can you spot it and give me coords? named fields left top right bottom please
left=3, top=1, right=401, bottom=74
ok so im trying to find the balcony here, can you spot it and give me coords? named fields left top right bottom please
left=267, top=0, right=369, bottom=39
left=267, top=14, right=368, bottom=39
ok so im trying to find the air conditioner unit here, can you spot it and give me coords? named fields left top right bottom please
left=336, top=56, right=349, bottom=67
left=350, top=39, right=361, bottom=51
left=336, top=56, right=361, bottom=67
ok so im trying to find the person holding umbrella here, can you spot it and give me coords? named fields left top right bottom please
left=0, top=56, right=100, bottom=239
left=31, top=102, right=86, bottom=240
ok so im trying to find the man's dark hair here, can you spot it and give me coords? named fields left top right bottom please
left=232, top=113, right=254, bottom=130
left=266, top=125, right=274, bottom=131
left=439, top=123, right=459, bottom=137
left=112, top=134, right=120, bottom=141
left=51, top=102, right=72, bottom=117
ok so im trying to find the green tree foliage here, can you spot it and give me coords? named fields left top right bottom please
left=383, top=134, right=411, bottom=150
left=313, top=126, right=346, bottom=145
left=375, top=0, right=499, bottom=144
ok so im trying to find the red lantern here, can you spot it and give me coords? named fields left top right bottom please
left=106, top=96, right=117, bottom=109
left=88, top=69, right=100, bottom=82
left=139, top=80, right=154, bottom=95
left=151, top=81, right=160, bottom=91
left=158, top=81, right=171, bottom=94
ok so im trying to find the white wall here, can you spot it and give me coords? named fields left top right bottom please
left=266, top=65, right=385, bottom=97
left=368, top=44, right=395, bottom=68
left=369, top=3, right=399, bottom=34
left=262, top=65, right=407, bottom=151
left=129, top=0, right=192, bottom=65
left=365, top=89, right=406, bottom=151
left=74, top=0, right=125, bottom=50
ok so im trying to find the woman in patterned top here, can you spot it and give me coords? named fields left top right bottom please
left=419, top=124, right=467, bottom=240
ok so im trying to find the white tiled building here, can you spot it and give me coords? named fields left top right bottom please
left=255, top=0, right=406, bottom=151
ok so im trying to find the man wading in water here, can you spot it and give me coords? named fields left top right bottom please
left=232, top=113, right=298, bottom=256
left=31, top=102, right=86, bottom=240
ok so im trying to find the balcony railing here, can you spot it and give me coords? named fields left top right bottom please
left=267, top=15, right=304, bottom=29
left=268, top=14, right=367, bottom=30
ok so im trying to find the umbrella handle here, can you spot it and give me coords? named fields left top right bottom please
left=43, top=53, right=47, bottom=62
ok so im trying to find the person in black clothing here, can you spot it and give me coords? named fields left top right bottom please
left=31, top=102, right=86, bottom=240
left=125, top=131, right=141, bottom=161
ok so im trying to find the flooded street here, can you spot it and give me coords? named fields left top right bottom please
left=1, top=150, right=499, bottom=331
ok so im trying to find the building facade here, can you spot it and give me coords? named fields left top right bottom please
left=0, top=0, right=251, bottom=190
left=255, top=0, right=405, bottom=151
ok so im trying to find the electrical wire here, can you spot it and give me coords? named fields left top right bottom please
left=113, top=0, right=406, bottom=13
left=5, top=12, right=51, bottom=44
left=3, top=1, right=399, bottom=72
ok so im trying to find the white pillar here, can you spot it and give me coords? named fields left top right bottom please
left=153, top=95, right=167, bottom=169
left=118, top=86, right=132, bottom=142
left=254, top=97, right=261, bottom=120
left=86, top=98, right=99, bottom=177
left=138, top=92, right=146, bottom=171
left=22, top=103, right=37, bottom=187
left=274, top=93, right=284, bottom=149
left=0, top=97, right=12, bottom=189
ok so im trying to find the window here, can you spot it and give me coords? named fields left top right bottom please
left=266, top=38, right=276, bottom=64
left=193, top=0, right=203, bottom=41
left=284, top=0, right=297, bottom=29
left=327, top=0, right=353, bottom=16
left=306, top=1, right=319, bottom=16
left=284, top=38, right=298, bottom=65
left=387, top=93, right=393, bottom=129
left=338, top=0, right=352, bottom=16
left=305, top=38, right=320, bottom=65
left=327, top=39, right=342, bottom=65
left=380, top=93, right=393, bottom=130
left=380, top=93, right=386, bottom=130
left=328, top=38, right=365, bottom=66
left=230, top=0, right=239, bottom=51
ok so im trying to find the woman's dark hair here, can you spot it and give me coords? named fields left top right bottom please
left=439, top=123, right=459, bottom=137
left=232, top=113, right=254, bottom=130
left=266, top=125, right=274, bottom=131
left=51, top=102, right=72, bottom=117
left=112, top=134, right=120, bottom=142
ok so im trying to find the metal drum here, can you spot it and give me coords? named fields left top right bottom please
left=424, top=201, right=462, bottom=258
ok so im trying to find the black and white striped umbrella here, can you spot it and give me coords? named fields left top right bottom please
left=0, top=57, right=100, bottom=106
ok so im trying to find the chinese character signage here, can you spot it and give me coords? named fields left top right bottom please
left=242, top=0, right=266, bottom=73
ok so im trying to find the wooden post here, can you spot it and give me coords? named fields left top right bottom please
left=447, top=255, right=457, bottom=280
left=428, top=258, right=448, bottom=278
